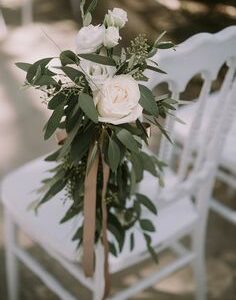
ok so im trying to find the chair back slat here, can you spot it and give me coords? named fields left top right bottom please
left=193, top=60, right=236, bottom=173
left=194, top=78, right=236, bottom=215
left=158, top=90, right=179, bottom=163
left=177, top=77, right=212, bottom=181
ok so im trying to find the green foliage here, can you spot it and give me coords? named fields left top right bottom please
left=139, top=85, right=159, bottom=117
left=15, top=62, right=31, bottom=72
left=48, top=93, right=66, bottom=110
left=108, top=137, right=121, bottom=172
left=155, top=41, right=175, bottom=49
left=61, top=66, right=84, bottom=84
left=78, top=53, right=116, bottom=66
left=140, top=219, right=155, bottom=232
left=16, top=12, right=177, bottom=262
left=44, top=104, right=64, bottom=140
left=78, top=93, right=98, bottom=123
left=116, top=129, right=140, bottom=153
left=60, top=50, right=79, bottom=66
left=136, top=193, right=157, bottom=215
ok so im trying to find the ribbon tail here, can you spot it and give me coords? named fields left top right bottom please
left=101, top=162, right=111, bottom=299
left=82, top=146, right=99, bottom=277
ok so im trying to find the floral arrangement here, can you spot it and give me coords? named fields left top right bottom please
left=16, top=0, right=175, bottom=296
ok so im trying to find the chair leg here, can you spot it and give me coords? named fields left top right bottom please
left=192, top=228, right=207, bottom=300
left=4, top=209, right=19, bottom=300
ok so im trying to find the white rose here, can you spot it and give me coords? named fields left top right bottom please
left=94, top=75, right=143, bottom=125
left=76, top=25, right=105, bottom=54
left=105, top=8, right=128, bottom=28
left=80, top=59, right=116, bottom=91
left=103, top=27, right=121, bottom=49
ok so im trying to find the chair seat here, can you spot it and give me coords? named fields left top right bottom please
left=174, top=92, right=236, bottom=174
left=1, top=157, right=198, bottom=273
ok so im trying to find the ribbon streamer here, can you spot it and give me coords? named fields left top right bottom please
left=55, top=125, right=150, bottom=297
left=55, top=130, right=111, bottom=297
left=82, top=146, right=111, bottom=298
left=82, top=146, right=99, bottom=276
left=101, top=161, right=110, bottom=299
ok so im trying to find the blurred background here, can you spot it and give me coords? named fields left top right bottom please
left=0, top=0, right=235, bottom=299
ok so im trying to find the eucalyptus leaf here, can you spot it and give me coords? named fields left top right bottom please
left=15, top=62, right=32, bottom=72
left=58, top=120, right=82, bottom=159
left=109, top=242, right=118, bottom=257
left=108, top=213, right=125, bottom=252
left=66, top=105, right=81, bottom=132
left=72, top=226, right=83, bottom=241
left=44, top=104, right=64, bottom=140
left=120, top=48, right=126, bottom=64
left=48, top=93, right=66, bottom=110
left=146, top=65, right=167, bottom=74
left=60, top=205, right=80, bottom=224
left=60, top=50, right=79, bottom=66
left=80, top=0, right=86, bottom=20
left=78, top=53, right=116, bottom=66
left=83, top=12, right=92, bottom=26
left=131, top=152, right=143, bottom=182
left=147, top=48, right=157, bottom=58
left=33, top=65, right=42, bottom=84
left=70, top=125, right=96, bottom=163
left=39, top=179, right=66, bottom=205
left=34, top=75, right=58, bottom=87
left=155, top=41, right=175, bottom=49
left=130, top=232, right=135, bottom=251
left=144, top=233, right=158, bottom=263
left=61, top=66, right=84, bottom=84
left=139, top=85, right=159, bottom=117
left=140, top=151, right=157, bottom=176
left=136, top=119, right=149, bottom=140
left=154, top=119, right=172, bottom=143
left=155, top=94, right=169, bottom=102
left=108, top=138, right=121, bottom=172
left=45, top=149, right=61, bottom=161
left=140, top=219, right=155, bottom=232
left=136, top=193, right=157, bottom=215
left=154, top=31, right=167, bottom=45
left=78, top=93, right=98, bottom=123
left=26, top=58, right=53, bottom=83
left=116, top=129, right=139, bottom=153
left=128, top=54, right=136, bottom=70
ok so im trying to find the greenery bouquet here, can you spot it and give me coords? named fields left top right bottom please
left=16, top=0, right=175, bottom=297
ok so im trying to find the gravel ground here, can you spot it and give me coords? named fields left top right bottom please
left=0, top=1, right=236, bottom=299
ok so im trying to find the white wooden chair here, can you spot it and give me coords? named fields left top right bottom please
left=167, top=26, right=236, bottom=224
left=2, top=29, right=236, bottom=300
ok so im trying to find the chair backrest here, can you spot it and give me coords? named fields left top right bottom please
left=146, top=26, right=236, bottom=177
left=145, top=26, right=236, bottom=211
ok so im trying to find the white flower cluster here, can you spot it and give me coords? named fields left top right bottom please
left=76, top=8, right=128, bottom=54
left=76, top=8, right=142, bottom=125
